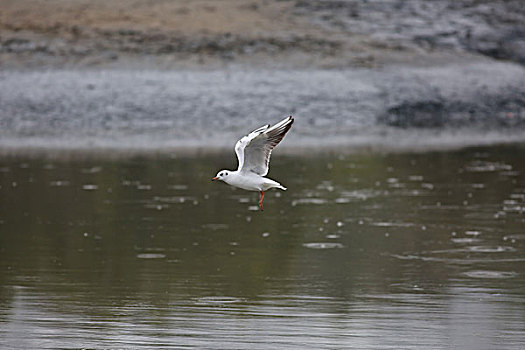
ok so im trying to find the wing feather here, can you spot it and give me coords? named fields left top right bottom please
left=237, top=116, right=294, bottom=176
left=235, top=124, right=269, bottom=171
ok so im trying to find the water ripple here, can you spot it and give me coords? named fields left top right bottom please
left=303, top=242, right=344, bottom=249
left=463, top=270, right=518, bottom=279
left=136, top=253, right=166, bottom=259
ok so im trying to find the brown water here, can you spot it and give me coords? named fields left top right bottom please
left=1, top=145, right=525, bottom=349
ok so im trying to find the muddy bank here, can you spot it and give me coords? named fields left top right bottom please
left=1, top=61, right=524, bottom=155
left=1, top=0, right=525, bottom=154
left=295, top=0, right=525, bottom=65
left=1, top=0, right=524, bottom=69
left=0, top=0, right=345, bottom=69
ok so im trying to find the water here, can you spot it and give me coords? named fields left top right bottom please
left=1, top=145, right=525, bottom=349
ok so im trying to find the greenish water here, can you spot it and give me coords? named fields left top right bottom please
left=1, top=145, right=525, bottom=349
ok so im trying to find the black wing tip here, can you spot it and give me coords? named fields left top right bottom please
left=284, top=116, right=294, bottom=132
left=278, top=116, right=294, bottom=133
left=281, top=116, right=294, bottom=128
left=266, top=116, right=294, bottom=144
left=287, top=116, right=294, bottom=128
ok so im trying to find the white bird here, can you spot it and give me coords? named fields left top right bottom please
left=212, top=116, right=294, bottom=211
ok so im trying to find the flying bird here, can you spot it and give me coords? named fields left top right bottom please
left=212, top=116, right=294, bottom=211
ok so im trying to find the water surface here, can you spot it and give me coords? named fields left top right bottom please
left=1, top=145, right=525, bottom=349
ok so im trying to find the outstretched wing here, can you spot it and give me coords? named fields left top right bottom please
left=234, top=123, right=269, bottom=172
left=235, top=116, right=294, bottom=176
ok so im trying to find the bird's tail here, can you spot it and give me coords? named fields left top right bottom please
left=265, top=178, right=287, bottom=191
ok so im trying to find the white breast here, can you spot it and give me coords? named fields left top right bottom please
left=226, top=172, right=265, bottom=191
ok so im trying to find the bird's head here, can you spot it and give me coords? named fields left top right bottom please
left=212, top=170, right=231, bottom=182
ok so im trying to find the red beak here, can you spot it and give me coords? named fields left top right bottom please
left=211, top=177, right=219, bottom=181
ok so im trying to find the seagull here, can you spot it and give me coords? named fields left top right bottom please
left=212, top=116, right=294, bottom=211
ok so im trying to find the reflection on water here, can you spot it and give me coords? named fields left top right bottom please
left=1, top=145, right=525, bottom=349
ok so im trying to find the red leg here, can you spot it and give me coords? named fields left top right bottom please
left=259, top=191, right=265, bottom=211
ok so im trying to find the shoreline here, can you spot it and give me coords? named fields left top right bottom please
left=1, top=64, right=524, bottom=157
left=1, top=128, right=525, bottom=159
